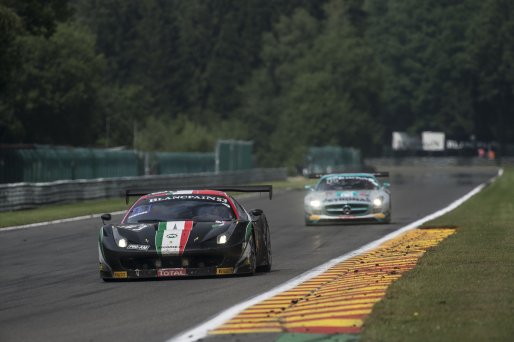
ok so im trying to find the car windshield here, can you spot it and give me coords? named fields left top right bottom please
left=317, top=176, right=378, bottom=191
left=125, top=197, right=235, bottom=223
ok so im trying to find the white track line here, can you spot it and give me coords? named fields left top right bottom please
left=0, top=210, right=126, bottom=232
left=167, top=168, right=503, bottom=342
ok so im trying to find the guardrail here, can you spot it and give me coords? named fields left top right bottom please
left=0, top=168, right=287, bottom=212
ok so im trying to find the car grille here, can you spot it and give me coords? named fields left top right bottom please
left=120, top=255, right=224, bottom=270
left=324, top=203, right=370, bottom=216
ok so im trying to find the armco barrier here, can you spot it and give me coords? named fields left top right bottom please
left=0, top=168, right=287, bottom=212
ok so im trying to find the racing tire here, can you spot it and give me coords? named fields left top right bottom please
left=383, top=212, right=391, bottom=224
left=248, top=234, right=257, bottom=275
left=257, top=230, right=272, bottom=273
left=305, top=217, right=315, bottom=226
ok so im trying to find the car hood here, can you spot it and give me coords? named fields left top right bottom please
left=112, top=220, right=236, bottom=254
left=308, top=190, right=378, bottom=203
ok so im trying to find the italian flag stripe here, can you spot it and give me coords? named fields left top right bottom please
left=155, top=222, right=167, bottom=256
left=179, top=221, right=193, bottom=255
left=155, top=221, right=194, bottom=256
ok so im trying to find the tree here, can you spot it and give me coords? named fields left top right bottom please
left=0, top=5, right=22, bottom=142
left=367, top=0, right=482, bottom=141
left=241, top=1, right=383, bottom=168
left=11, top=23, right=107, bottom=145
left=470, top=0, right=514, bottom=149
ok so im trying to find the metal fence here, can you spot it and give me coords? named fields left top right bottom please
left=0, top=168, right=287, bottom=212
left=215, top=140, right=253, bottom=172
left=0, top=142, right=255, bottom=184
left=152, top=152, right=215, bottom=174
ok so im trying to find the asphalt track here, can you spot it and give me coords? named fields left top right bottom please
left=0, top=167, right=498, bottom=342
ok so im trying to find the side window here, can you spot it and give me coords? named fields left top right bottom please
left=231, top=197, right=249, bottom=220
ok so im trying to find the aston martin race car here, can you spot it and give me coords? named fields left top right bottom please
left=98, top=186, right=272, bottom=280
left=304, top=173, right=391, bottom=225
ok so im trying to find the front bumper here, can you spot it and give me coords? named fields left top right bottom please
left=100, top=266, right=240, bottom=279
left=306, top=212, right=388, bottom=223
left=99, top=240, right=253, bottom=280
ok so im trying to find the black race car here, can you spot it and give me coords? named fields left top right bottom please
left=98, top=186, right=272, bottom=280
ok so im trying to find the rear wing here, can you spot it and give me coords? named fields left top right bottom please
left=124, top=185, right=273, bottom=204
left=373, top=172, right=389, bottom=178
left=307, top=172, right=389, bottom=179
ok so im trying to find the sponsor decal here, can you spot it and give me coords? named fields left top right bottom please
left=326, top=176, right=379, bottom=187
left=374, top=213, right=386, bottom=219
left=157, top=268, right=187, bottom=277
left=128, top=205, right=151, bottom=219
left=149, top=195, right=228, bottom=203
left=309, top=215, right=321, bottom=220
left=155, top=221, right=193, bottom=256
left=127, top=244, right=150, bottom=251
left=216, top=267, right=234, bottom=275
left=325, top=197, right=369, bottom=203
left=113, top=271, right=127, bottom=278
left=99, top=263, right=104, bottom=271
left=116, top=224, right=151, bottom=231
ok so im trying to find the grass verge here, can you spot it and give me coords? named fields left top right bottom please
left=361, top=168, right=514, bottom=341
left=0, top=177, right=316, bottom=228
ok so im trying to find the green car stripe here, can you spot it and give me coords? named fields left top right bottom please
left=155, top=222, right=167, bottom=256
left=245, top=222, right=253, bottom=241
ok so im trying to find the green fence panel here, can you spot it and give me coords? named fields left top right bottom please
left=154, top=152, right=215, bottom=174
left=90, top=149, right=139, bottom=178
left=216, top=140, right=253, bottom=172
left=1, top=144, right=233, bottom=183
left=72, top=148, right=95, bottom=179
left=0, top=146, right=141, bottom=183
left=0, top=148, right=24, bottom=183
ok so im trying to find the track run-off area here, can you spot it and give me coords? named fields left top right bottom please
left=0, top=167, right=499, bottom=342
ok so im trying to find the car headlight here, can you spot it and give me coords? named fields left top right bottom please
left=373, top=197, right=383, bottom=208
left=217, top=234, right=228, bottom=244
left=309, top=199, right=322, bottom=208
left=117, top=238, right=128, bottom=248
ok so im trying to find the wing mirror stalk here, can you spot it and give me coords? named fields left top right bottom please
left=101, top=213, right=112, bottom=225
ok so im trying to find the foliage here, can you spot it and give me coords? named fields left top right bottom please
left=136, top=115, right=249, bottom=153
left=11, top=22, right=106, bottom=145
left=1, top=0, right=514, bottom=167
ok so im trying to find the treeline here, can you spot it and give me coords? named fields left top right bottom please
left=1, top=0, right=513, bottom=169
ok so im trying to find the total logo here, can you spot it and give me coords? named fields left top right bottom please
left=157, top=268, right=187, bottom=277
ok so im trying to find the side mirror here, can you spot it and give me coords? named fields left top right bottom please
left=383, top=182, right=390, bottom=188
left=304, top=185, right=313, bottom=191
left=251, top=209, right=263, bottom=216
left=101, top=213, right=112, bottom=225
